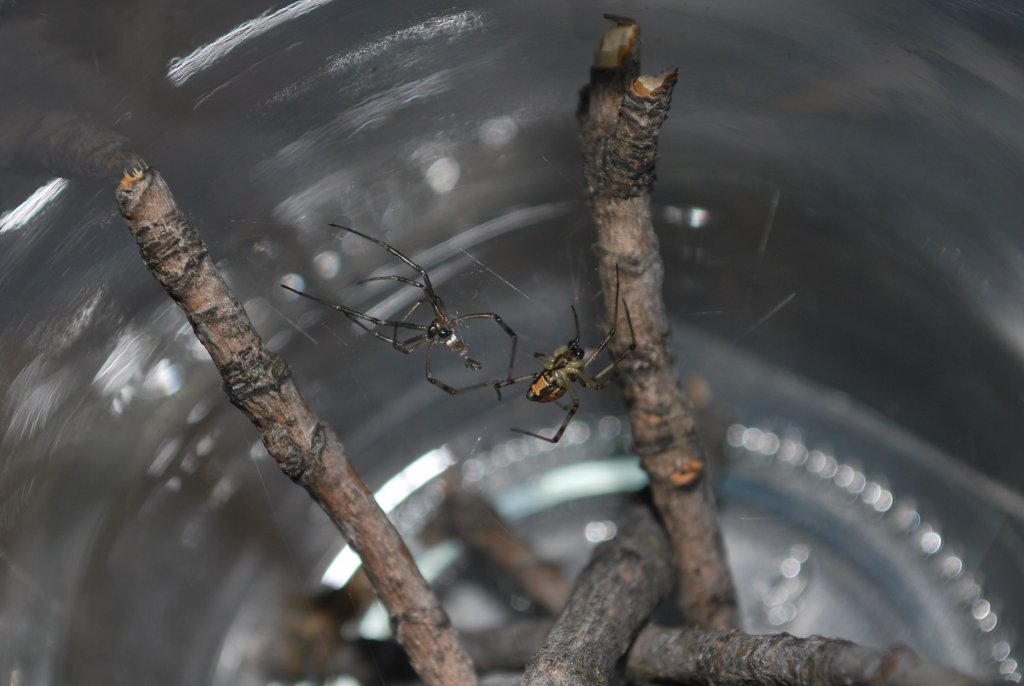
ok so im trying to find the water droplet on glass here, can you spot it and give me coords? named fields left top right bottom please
left=280, top=273, right=306, bottom=294
left=314, top=250, right=341, bottom=279
left=780, top=557, right=801, bottom=578
left=425, top=157, right=460, bottom=194
left=920, top=529, right=942, bottom=555
left=597, top=415, right=621, bottom=440
left=478, top=116, right=517, bottom=148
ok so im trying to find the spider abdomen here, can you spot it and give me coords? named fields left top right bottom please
left=528, top=373, right=568, bottom=403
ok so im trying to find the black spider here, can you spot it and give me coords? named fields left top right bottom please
left=282, top=224, right=517, bottom=395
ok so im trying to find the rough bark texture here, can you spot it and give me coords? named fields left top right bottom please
left=463, top=620, right=988, bottom=686
left=519, top=504, right=674, bottom=686
left=114, top=167, right=477, bottom=686
left=626, top=626, right=990, bottom=686
left=580, top=14, right=739, bottom=630
left=442, top=487, right=571, bottom=615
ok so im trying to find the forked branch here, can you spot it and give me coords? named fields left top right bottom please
left=463, top=618, right=988, bottom=686
left=580, top=14, right=739, bottom=629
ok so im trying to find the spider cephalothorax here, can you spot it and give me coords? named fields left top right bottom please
left=283, top=224, right=515, bottom=393
left=429, top=320, right=481, bottom=370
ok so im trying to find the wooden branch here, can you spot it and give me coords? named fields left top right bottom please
left=441, top=486, right=571, bottom=615
left=114, top=167, right=477, bottom=686
left=580, top=14, right=739, bottom=629
left=625, top=625, right=990, bottom=686
left=461, top=620, right=988, bottom=686
left=520, top=503, right=674, bottom=686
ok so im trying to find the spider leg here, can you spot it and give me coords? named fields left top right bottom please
left=283, top=284, right=426, bottom=328
left=400, top=334, right=430, bottom=351
left=511, top=385, right=580, bottom=443
left=423, top=342, right=499, bottom=396
left=398, top=298, right=428, bottom=324
left=356, top=273, right=449, bottom=326
left=449, top=312, right=519, bottom=381
left=357, top=275, right=427, bottom=291
left=389, top=297, right=431, bottom=353
left=280, top=285, right=432, bottom=356
left=492, top=373, right=535, bottom=400
left=343, top=314, right=423, bottom=352
left=328, top=223, right=439, bottom=300
left=583, top=265, right=624, bottom=367
left=587, top=298, right=637, bottom=385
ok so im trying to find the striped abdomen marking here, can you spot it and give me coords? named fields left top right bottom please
left=528, top=373, right=567, bottom=403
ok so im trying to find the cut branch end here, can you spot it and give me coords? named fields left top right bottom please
left=634, top=67, right=679, bottom=97
left=595, top=15, right=640, bottom=68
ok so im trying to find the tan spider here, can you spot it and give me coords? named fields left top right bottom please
left=494, top=268, right=636, bottom=443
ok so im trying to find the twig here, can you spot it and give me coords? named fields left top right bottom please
left=520, top=503, right=674, bottom=686
left=441, top=485, right=571, bottom=615
left=580, top=14, right=739, bottom=629
left=114, top=167, right=477, bottom=686
left=461, top=619, right=989, bottom=686
left=275, top=484, right=569, bottom=680
left=625, top=625, right=990, bottom=686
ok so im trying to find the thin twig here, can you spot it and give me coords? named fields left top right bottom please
left=114, top=167, right=477, bottom=686
left=520, top=502, right=674, bottom=686
left=461, top=619, right=989, bottom=686
left=441, top=484, right=571, bottom=615
left=580, top=14, right=739, bottom=629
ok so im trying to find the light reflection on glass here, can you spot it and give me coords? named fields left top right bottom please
left=0, top=178, right=68, bottom=234
left=321, top=447, right=455, bottom=587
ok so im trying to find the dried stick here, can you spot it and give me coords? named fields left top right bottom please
left=114, top=167, right=477, bottom=686
left=580, top=15, right=739, bottom=629
left=441, top=486, right=571, bottom=615
left=520, top=503, right=674, bottom=686
left=462, top=619, right=988, bottom=686
left=625, top=625, right=990, bottom=686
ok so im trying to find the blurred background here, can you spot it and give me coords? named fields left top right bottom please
left=1, top=0, right=1023, bottom=683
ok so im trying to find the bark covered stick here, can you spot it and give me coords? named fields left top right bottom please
left=520, top=503, right=674, bottom=686
left=580, top=14, right=739, bottom=629
left=462, top=620, right=988, bottom=686
left=442, top=485, right=571, bottom=615
left=626, top=625, right=989, bottom=686
left=114, top=167, right=477, bottom=686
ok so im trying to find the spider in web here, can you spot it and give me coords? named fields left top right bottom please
left=281, top=224, right=518, bottom=395
left=494, top=267, right=636, bottom=443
